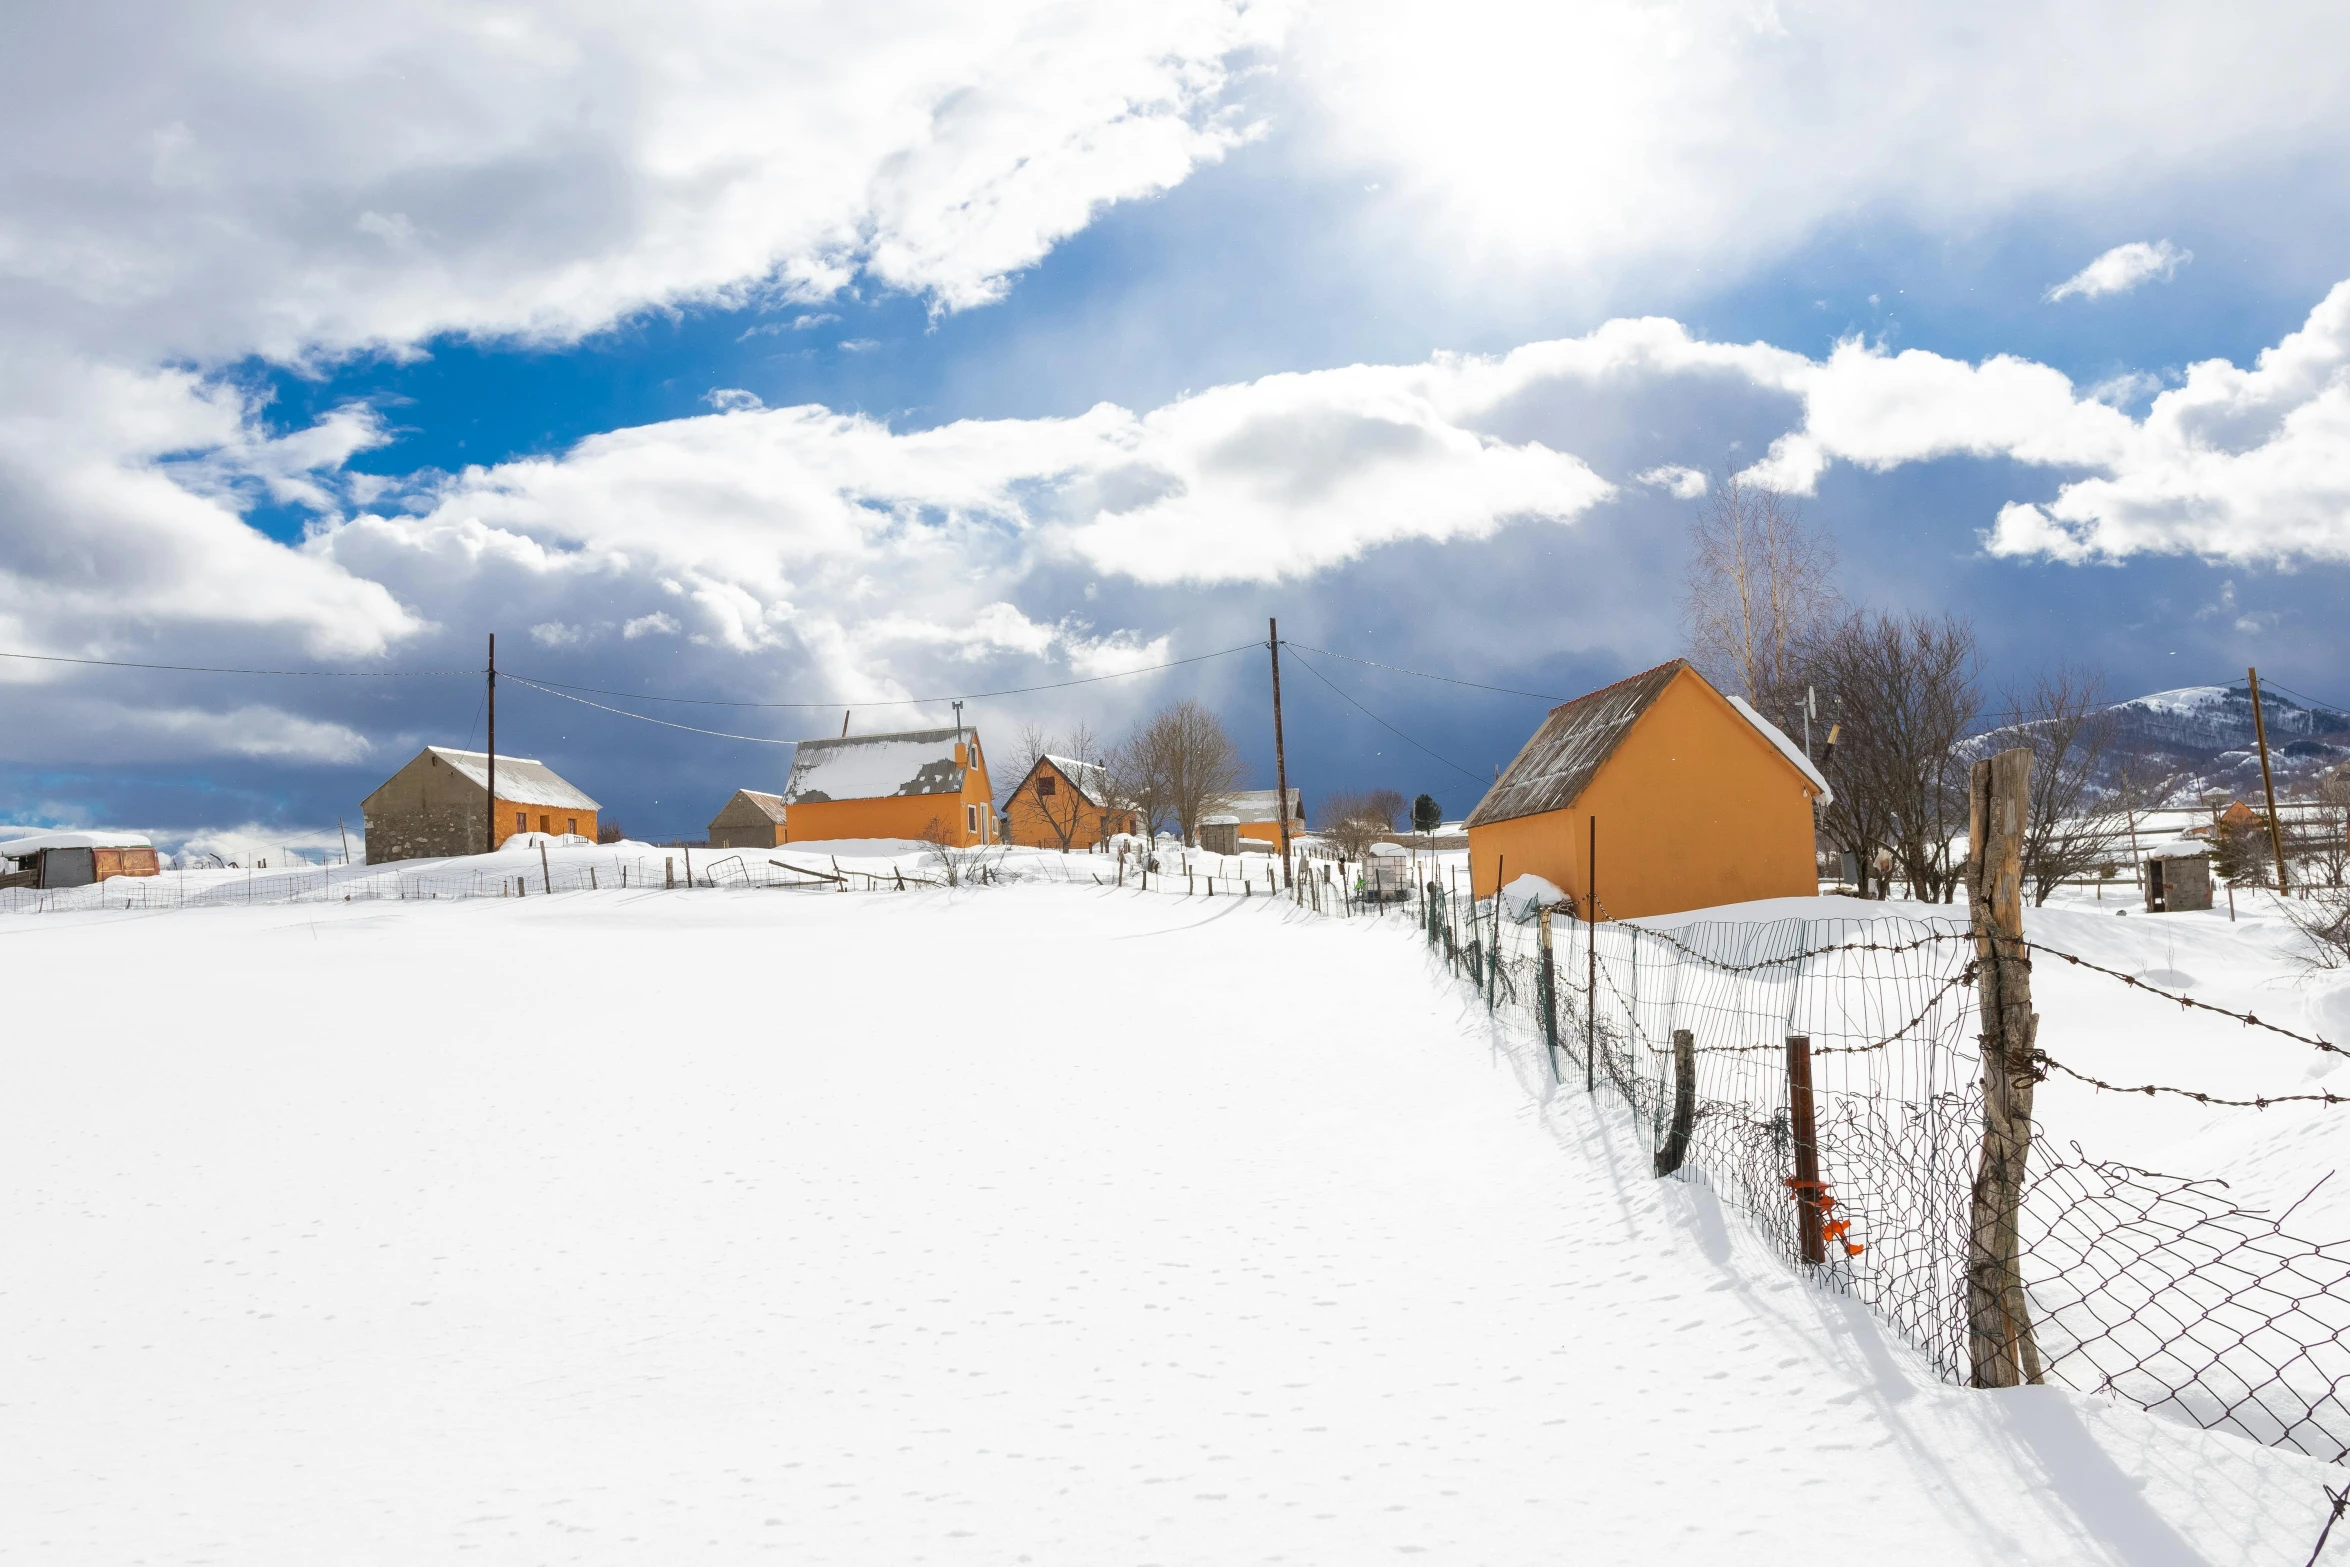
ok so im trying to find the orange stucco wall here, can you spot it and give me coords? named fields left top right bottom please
left=783, top=741, right=996, bottom=846
left=1467, top=668, right=1820, bottom=917
left=1004, top=762, right=1135, bottom=848
left=1234, top=818, right=1302, bottom=845
left=495, top=800, right=597, bottom=847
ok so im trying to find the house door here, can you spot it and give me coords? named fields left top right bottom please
left=2147, top=858, right=2167, bottom=912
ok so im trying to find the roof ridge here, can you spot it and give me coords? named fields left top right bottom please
left=1547, top=656, right=1686, bottom=716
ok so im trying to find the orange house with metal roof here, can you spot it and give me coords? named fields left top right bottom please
left=1465, top=660, right=1829, bottom=918
left=1004, top=755, right=1136, bottom=849
left=781, top=727, right=997, bottom=846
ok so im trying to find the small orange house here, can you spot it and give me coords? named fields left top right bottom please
left=1005, top=755, right=1137, bottom=849
left=782, top=726, right=996, bottom=846
left=1226, top=788, right=1305, bottom=847
left=1465, top=660, right=1829, bottom=918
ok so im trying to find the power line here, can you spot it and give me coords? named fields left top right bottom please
left=1280, top=646, right=1489, bottom=785
left=0, top=649, right=471, bottom=677
left=503, top=676, right=799, bottom=745
left=508, top=641, right=1263, bottom=709
left=1279, top=642, right=1567, bottom=702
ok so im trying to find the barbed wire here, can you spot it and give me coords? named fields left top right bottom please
left=2033, top=1052, right=2350, bottom=1110
left=2021, top=940, right=2344, bottom=1057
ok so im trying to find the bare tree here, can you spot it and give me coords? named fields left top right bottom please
left=1811, top=612, right=1980, bottom=901
left=1684, top=471, right=1841, bottom=710
left=997, top=723, right=1057, bottom=812
left=1004, top=721, right=1112, bottom=850
left=1315, top=790, right=1397, bottom=858
left=2000, top=664, right=2122, bottom=905
left=1119, top=699, right=1243, bottom=845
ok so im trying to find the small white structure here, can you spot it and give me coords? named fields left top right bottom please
left=2143, top=839, right=2214, bottom=913
left=1361, top=840, right=1411, bottom=902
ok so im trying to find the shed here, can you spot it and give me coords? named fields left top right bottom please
left=708, top=788, right=788, bottom=848
left=1197, top=814, right=1241, bottom=856
left=360, top=747, right=600, bottom=865
left=0, top=829, right=160, bottom=889
left=1225, top=788, right=1304, bottom=848
left=1005, top=755, right=1137, bottom=850
left=1464, top=659, right=1830, bottom=918
left=781, top=726, right=995, bottom=846
left=2143, top=840, right=2214, bottom=913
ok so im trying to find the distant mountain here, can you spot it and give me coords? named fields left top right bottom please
left=2094, top=684, right=2348, bottom=804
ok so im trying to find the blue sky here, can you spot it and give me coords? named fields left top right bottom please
left=3, top=1, right=2348, bottom=851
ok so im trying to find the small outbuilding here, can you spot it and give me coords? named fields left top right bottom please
left=1224, top=788, right=1305, bottom=849
left=781, top=727, right=996, bottom=846
left=1197, top=814, right=1241, bottom=855
left=708, top=789, right=788, bottom=848
left=0, top=830, right=160, bottom=889
left=1004, top=755, right=1136, bottom=849
left=361, top=747, right=600, bottom=864
left=1465, top=659, right=1830, bottom=918
left=2143, top=840, right=2215, bottom=913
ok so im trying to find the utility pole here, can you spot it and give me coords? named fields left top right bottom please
left=485, top=632, right=497, bottom=855
left=1269, top=617, right=1292, bottom=889
left=2247, top=667, right=2289, bottom=891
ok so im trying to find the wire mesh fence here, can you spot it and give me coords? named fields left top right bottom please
left=1400, top=877, right=2350, bottom=1466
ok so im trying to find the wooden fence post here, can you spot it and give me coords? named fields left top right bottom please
left=1654, top=1028, right=1696, bottom=1175
left=1966, top=746, right=2046, bottom=1388
left=1538, top=906, right=1560, bottom=1082
left=665, top=856, right=674, bottom=890
left=1785, top=1034, right=1824, bottom=1263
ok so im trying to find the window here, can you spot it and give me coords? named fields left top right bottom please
left=1037, top=774, right=1056, bottom=797
left=515, top=810, right=526, bottom=832
left=966, top=804, right=978, bottom=834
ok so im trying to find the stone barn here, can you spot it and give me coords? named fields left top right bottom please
left=708, top=788, right=788, bottom=848
left=361, top=747, right=600, bottom=865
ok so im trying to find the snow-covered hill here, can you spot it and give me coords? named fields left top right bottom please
left=2102, top=683, right=2350, bottom=801
left=1, top=881, right=2341, bottom=1562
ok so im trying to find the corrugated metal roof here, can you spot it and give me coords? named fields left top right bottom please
left=718, top=788, right=789, bottom=823
left=1227, top=788, right=1301, bottom=823
left=1040, top=755, right=1113, bottom=808
left=427, top=747, right=601, bottom=811
left=1464, top=661, right=1684, bottom=828
left=785, top=728, right=974, bottom=804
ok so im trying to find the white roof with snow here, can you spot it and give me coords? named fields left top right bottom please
left=0, top=829, right=155, bottom=857
left=1227, top=788, right=1302, bottom=823
left=1725, top=695, right=1834, bottom=806
left=407, top=748, right=600, bottom=810
left=785, top=728, right=975, bottom=804
left=1040, top=755, right=1113, bottom=808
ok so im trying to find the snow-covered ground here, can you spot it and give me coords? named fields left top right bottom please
left=2, top=880, right=2343, bottom=1562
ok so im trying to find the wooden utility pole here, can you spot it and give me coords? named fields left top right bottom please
left=1965, top=746, right=2045, bottom=1389
left=485, top=632, right=497, bottom=854
left=2247, top=667, right=2290, bottom=891
left=1269, top=617, right=1292, bottom=889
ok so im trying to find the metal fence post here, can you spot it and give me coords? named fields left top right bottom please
left=1785, top=1034, right=1824, bottom=1264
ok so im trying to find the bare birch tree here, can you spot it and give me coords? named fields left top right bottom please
left=1119, top=699, right=1243, bottom=844
left=1684, top=471, right=1842, bottom=709
left=1999, top=664, right=2122, bottom=905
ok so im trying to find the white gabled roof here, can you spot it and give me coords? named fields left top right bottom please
left=719, top=788, right=789, bottom=823
left=1725, top=695, right=1834, bottom=806
left=785, top=728, right=974, bottom=804
left=1226, top=788, right=1302, bottom=823
left=1041, top=754, right=1113, bottom=808
left=425, top=747, right=600, bottom=811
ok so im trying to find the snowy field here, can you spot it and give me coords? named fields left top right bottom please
left=3, top=878, right=2345, bottom=1563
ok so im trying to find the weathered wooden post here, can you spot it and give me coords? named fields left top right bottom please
left=1654, top=1028, right=1696, bottom=1175
left=1784, top=1035, right=1824, bottom=1263
left=1966, top=746, right=2044, bottom=1388
left=1538, top=906, right=1560, bottom=1082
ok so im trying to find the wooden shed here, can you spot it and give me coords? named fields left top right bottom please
left=1465, top=659, right=1830, bottom=918
left=360, top=747, right=600, bottom=864
left=0, top=830, right=161, bottom=889
left=708, top=789, right=788, bottom=848
left=781, top=727, right=996, bottom=846
left=1004, top=755, right=1136, bottom=850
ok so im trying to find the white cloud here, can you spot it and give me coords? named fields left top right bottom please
left=622, top=613, right=682, bottom=640
left=1636, top=465, right=1708, bottom=498
left=2046, top=240, right=2193, bottom=302
left=1284, top=3, right=2345, bottom=292
left=0, top=2, right=1280, bottom=367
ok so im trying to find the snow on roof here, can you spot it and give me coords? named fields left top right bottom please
left=1040, top=755, right=1113, bottom=808
left=1226, top=788, right=1301, bottom=823
left=2143, top=837, right=2212, bottom=860
left=0, top=829, right=155, bottom=857
left=717, top=788, right=789, bottom=823
left=1724, top=695, right=1834, bottom=806
left=785, top=728, right=973, bottom=804
left=426, top=748, right=600, bottom=811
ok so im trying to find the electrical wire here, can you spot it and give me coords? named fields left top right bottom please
left=1279, top=641, right=1567, bottom=702
left=0, top=649, right=472, bottom=677
left=1280, top=646, right=1489, bottom=784
left=502, top=676, right=800, bottom=745
left=508, top=641, right=1263, bottom=709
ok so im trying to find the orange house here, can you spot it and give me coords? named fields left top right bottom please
left=1465, top=660, right=1829, bottom=918
left=1005, top=755, right=1137, bottom=849
left=782, top=726, right=996, bottom=846
left=1226, top=787, right=1305, bottom=847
